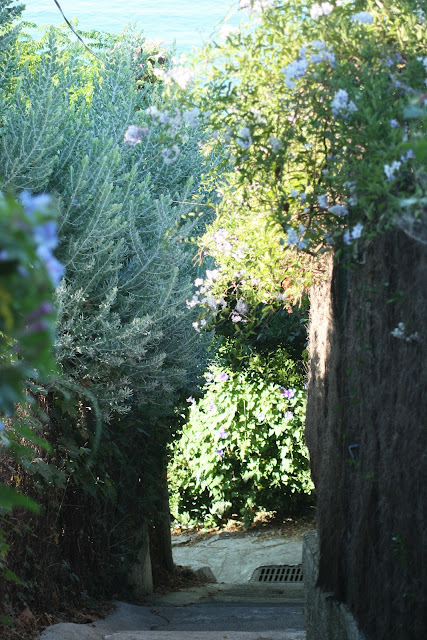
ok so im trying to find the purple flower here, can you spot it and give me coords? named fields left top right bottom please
left=187, top=396, right=195, bottom=405
left=215, top=428, right=228, bottom=439
left=33, top=221, right=58, bottom=251
left=209, top=402, right=217, bottom=412
left=0, top=420, right=5, bottom=431
left=284, top=411, right=294, bottom=421
left=0, top=250, right=9, bottom=261
left=19, top=190, right=52, bottom=217
left=27, top=302, right=53, bottom=323
left=282, top=388, right=296, bottom=399
left=216, top=447, right=225, bottom=458
left=401, top=149, right=415, bottom=162
left=26, top=320, right=49, bottom=334
left=37, top=248, right=65, bottom=287
left=217, top=372, right=229, bottom=382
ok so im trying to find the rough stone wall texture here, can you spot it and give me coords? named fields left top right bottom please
left=305, top=230, right=427, bottom=640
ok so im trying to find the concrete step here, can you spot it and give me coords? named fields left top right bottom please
left=104, top=633, right=306, bottom=640
left=147, top=582, right=305, bottom=606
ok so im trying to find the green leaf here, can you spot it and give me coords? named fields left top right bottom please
left=0, top=485, right=40, bottom=513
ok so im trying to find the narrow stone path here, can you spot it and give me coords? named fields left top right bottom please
left=39, top=528, right=309, bottom=640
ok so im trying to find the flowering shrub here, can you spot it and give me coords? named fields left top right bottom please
left=169, top=360, right=313, bottom=525
left=0, top=191, right=62, bottom=418
left=171, top=0, right=427, bottom=305
left=0, top=190, right=63, bottom=584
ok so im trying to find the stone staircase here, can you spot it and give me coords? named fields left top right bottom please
left=39, top=530, right=308, bottom=640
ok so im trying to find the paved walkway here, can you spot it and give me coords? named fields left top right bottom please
left=38, top=530, right=309, bottom=640
left=172, top=530, right=303, bottom=583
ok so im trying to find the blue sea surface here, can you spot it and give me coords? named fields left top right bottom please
left=22, top=0, right=241, bottom=52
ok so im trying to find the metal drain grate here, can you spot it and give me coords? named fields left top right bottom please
left=251, top=564, right=303, bottom=583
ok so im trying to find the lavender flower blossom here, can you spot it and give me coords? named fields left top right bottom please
left=330, top=89, right=358, bottom=117
left=282, top=388, right=296, bottom=399
left=161, top=145, right=180, bottom=165
left=217, top=372, right=229, bottom=382
left=216, top=447, right=225, bottom=458
left=215, top=427, right=228, bottom=439
left=317, top=194, right=329, bottom=209
left=384, top=161, right=401, bottom=181
left=19, top=190, right=52, bottom=217
left=343, top=222, right=364, bottom=245
left=329, top=203, right=348, bottom=216
left=284, top=411, right=294, bottom=420
left=281, top=57, right=309, bottom=89
left=269, top=137, right=283, bottom=153
left=309, top=40, right=336, bottom=66
left=351, top=11, right=374, bottom=25
left=123, top=125, right=148, bottom=147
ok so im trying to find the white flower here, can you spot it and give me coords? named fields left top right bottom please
left=317, top=194, right=329, bottom=209
left=290, top=188, right=299, bottom=198
left=192, top=321, right=201, bottom=332
left=161, top=144, right=180, bottom=165
left=153, top=67, right=167, bottom=81
left=206, top=296, right=218, bottom=311
left=169, top=66, right=194, bottom=89
left=158, top=111, right=170, bottom=125
left=351, top=11, right=374, bottom=25
left=239, top=0, right=273, bottom=13
left=213, top=229, right=233, bottom=255
left=300, top=192, right=307, bottom=203
left=183, top=107, right=200, bottom=127
left=186, top=295, right=200, bottom=309
left=205, top=268, right=221, bottom=282
left=167, top=114, right=182, bottom=135
left=194, top=278, right=204, bottom=287
left=384, top=161, right=401, bottom=181
left=146, top=105, right=160, bottom=118
left=269, top=136, right=283, bottom=153
left=235, top=299, right=248, bottom=315
left=219, top=24, right=239, bottom=39
left=391, top=322, right=405, bottom=339
left=310, top=3, right=334, bottom=20
left=329, top=203, right=348, bottom=216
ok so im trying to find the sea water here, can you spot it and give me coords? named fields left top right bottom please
left=22, top=0, right=242, bottom=52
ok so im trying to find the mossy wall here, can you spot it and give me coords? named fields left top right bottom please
left=306, top=230, right=427, bottom=640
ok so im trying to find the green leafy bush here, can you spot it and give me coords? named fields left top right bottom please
left=169, top=358, right=313, bottom=525
left=162, top=0, right=427, bottom=306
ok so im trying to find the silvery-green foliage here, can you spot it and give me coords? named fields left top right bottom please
left=0, top=0, right=24, bottom=124
left=1, top=29, right=214, bottom=420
